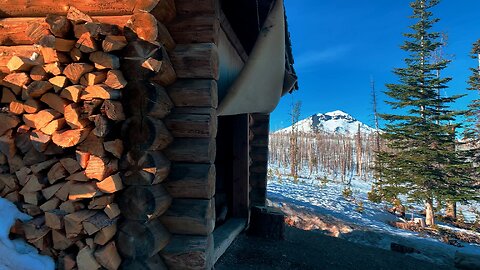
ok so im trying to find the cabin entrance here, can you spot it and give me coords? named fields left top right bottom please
left=215, top=114, right=250, bottom=227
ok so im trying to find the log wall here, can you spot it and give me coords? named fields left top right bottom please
left=249, top=114, right=270, bottom=206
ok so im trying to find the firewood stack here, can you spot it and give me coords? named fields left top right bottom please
left=0, top=6, right=176, bottom=270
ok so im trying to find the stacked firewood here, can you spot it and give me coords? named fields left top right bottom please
left=0, top=7, right=177, bottom=269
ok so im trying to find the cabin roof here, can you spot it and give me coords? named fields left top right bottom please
left=221, top=0, right=298, bottom=92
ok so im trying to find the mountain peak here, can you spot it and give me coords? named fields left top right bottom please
left=276, top=110, right=375, bottom=135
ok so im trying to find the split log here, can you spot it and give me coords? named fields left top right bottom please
left=81, top=84, right=121, bottom=100
left=77, top=132, right=106, bottom=157
left=77, top=246, right=100, bottom=270
left=117, top=219, right=171, bottom=259
left=40, top=93, right=70, bottom=113
left=64, top=103, right=91, bottom=129
left=94, top=241, right=121, bottom=270
left=96, top=173, right=123, bottom=193
left=0, top=114, right=20, bottom=136
left=103, top=140, right=123, bottom=160
left=94, top=223, right=116, bottom=245
left=150, top=47, right=177, bottom=86
left=40, top=118, right=66, bottom=135
left=64, top=210, right=96, bottom=238
left=61, top=85, right=84, bottom=103
left=80, top=72, right=107, bottom=86
left=59, top=158, right=81, bottom=174
left=123, top=81, right=173, bottom=118
left=67, top=6, right=93, bottom=24
left=30, top=65, right=48, bottom=81
left=52, top=128, right=91, bottom=148
left=45, top=15, right=71, bottom=38
left=24, top=99, right=42, bottom=114
left=64, top=63, right=95, bottom=84
left=122, top=151, right=170, bottom=185
left=39, top=47, right=70, bottom=64
left=104, top=70, right=127, bottom=90
left=170, top=43, right=219, bottom=80
left=47, top=162, right=68, bottom=184
left=26, top=81, right=53, bottom=98
left=102, top=35, right=127, bottom=53
left=122, top=116, right=173, bottom=151
left=1, top=87, right=16, bottom=103
left=76, top=32, right=98, bottom=53
left=29, top=129, right=51, bottom=152
left=101, top=100, right=125, bottom=121
left=91, top=115, right=112, bottom=137
left=23, top=109, right=61, bottom=130
left=45, top=209, right=67, bottom=230
left=43, top=62, right=63, bottom=76
left=85, top=155, right=118, bottom=181
left=161, top=199, right=215, bottom=236
left=7, top=55, right=36, bottom=72
left=103, top=204, right=120, bottom=219
left=119, top=184, right=172, bottom=221
left=89, top=52, right=120, bottom=70
left=9, top=100, right=25, bottom=115
left=125, top=12, right=175, bottom=50
left=164, top=163, right=215, bottom=199
left=39, top=197, right=60, bottom=212
left=121, top=40, right=163, bottom=80
left=49, top=76, right=69, bottom=92
left=0, top=130, right=16, bottom=158
left=70, top=48, right=83, bottom=62
left=68, top=183, right=101, bottom=200
left=2, top=72, right=31, bottom=94
left=52, top=230, right=75, bottom=251
left=161, top=234, right=214, bottom=270
left=88, top=194, right=114, bottom=210
left=165, top=138, right=216, bottom=164
left=168, top=79, right=218, bottom=108
left=42, top=182, right=65, bottom=200
left=82, top=212, right=115, bottom=235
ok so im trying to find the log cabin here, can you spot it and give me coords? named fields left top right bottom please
left=0, top=0, right=297, bottom=269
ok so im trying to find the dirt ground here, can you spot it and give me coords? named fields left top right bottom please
left=215, top=226, right=455, bottom=270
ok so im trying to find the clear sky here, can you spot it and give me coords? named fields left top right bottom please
left=270, top=0, right=480, bottom=131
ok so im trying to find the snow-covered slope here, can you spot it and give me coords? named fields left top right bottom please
left=276, top=110, right=376, bottom=135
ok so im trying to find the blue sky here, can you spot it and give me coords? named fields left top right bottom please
left=270, top=0, right=480, bottom=131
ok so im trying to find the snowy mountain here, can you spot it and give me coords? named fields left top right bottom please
left=276, top=110, right=377, bottom=135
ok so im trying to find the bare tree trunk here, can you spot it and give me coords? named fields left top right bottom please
left=446, top=201, right=457, bottom=220
left=425, top=199, right=435, bottom=226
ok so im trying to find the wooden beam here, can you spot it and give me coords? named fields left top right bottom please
left=164, top=138, right=216, bottom=164
left=165, top=110, right=217, bottom=138
left=160, top=199, right=215, bottom=236
left=213, top=218, right=246, bottom=264
left=232, top=114, right=249, bottom=218
left=161, top=234, right=214, bottom=270
left=164, top=163, right=215, bottom=199
left=168, top=15, right=219, bottom=45
left=170, top=43, right=219, bottom=80
left=0, top=0, right=174, bottom=18
left=167, top=79, right=218, bottom=108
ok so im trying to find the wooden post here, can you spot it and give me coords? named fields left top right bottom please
left=232, top=114, right=249, bottom=218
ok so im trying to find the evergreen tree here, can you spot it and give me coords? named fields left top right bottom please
left=463, top=40, right=480, bottom=181
left=373, top=0, right=475, bottom=226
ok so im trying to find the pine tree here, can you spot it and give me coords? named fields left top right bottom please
left=289, top=100, right=302, bottom=181
left=373, top=0, right=476, bottom=226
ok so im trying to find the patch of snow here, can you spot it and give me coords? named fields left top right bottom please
left=0, top=198, right=55, bottom=270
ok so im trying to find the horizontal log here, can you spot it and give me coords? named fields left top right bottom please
left=165, top=138, right=216, bottom=164
left=161, top=234, right=214, bottom=270
left=0, top=0, right=173, bottom=17
left=123, top=81, right=173, bottom=119
left=122, top=116, right=173, bottom=152
left=122, top=151, right=171, bottom=185
left=118, top=184, right=171, bottom=221
left=168, top=15, right=219, bottom=44
left=165, top=111, right=217, bottom=138
left=173, top=0, right=217, bottom=16
left=164, top=163, right=215, bottom=199
left=117, top=219, right=171, bottom=259
left=170, top=43, right=219, bottom=80
left=160, top=198, right=215, bottom=236
left=167, top=79, right=218, bottom=108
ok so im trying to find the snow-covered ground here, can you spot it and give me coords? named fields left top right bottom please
left=0, top=198, right=54, bottom=270
left=267, top=166, right=480, bottom=267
